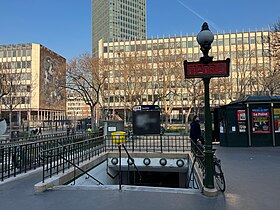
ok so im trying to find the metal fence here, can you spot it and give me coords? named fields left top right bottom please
left=1, top=134, right=191, bottom=182
left=190, top=139, right=205, bottom=173
left=106, top=134, right=190, bottom=153
left=1, top=132, right=69, bottom=147
left=41, top=134, right=190, bottom=182
left=42, top=135, right=105, bottom=182
left=0, top=133, right=90, bottom=181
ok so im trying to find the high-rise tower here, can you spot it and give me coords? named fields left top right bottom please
left=92, top=0, right=146, bottom=56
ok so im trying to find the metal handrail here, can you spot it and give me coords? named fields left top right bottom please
left=0, top=133, right=99, bottom=182
left=117, top=143, right=142, bottom=191
left=121, top=144, right=142, bottom=184
left=41, top=135, right=105, bottom=182
left=57, top=153, right=103, bottom=185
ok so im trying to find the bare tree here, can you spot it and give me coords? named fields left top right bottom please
left=0, top=64, right=34, bottom=136
left=66, top=53, right=108, bottom=130
left=263, top=19, right=280, bottom=95
left=114, top=52, right=152, bottom=123
left=180, top=78, right=204, bottom=132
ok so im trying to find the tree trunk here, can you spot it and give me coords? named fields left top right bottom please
left=90, top=106, right=95, bottom=131
left=165, top=113, right=168, bottom=129
left=124, top=109, right=127, bottom=125
left=185, top=108, right=192, bottom=134
left=9, top=106, right=12, bottom=138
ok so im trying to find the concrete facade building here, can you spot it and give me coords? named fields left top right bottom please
left=92, top=0, right=146, bottom=56
left=98, top=29, right=274, bottom=122
left=0, top=43, right=66, bottom=128
left=66, top=93, right=91, bottom=120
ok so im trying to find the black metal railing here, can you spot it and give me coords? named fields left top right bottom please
left=118, top=143, right=142, bottom=191
left=41, top=135, right=105, bottom=183
left=190, top=139, right=205, bottom=173
left=106, top=134, right=189, bottom=153
left=1, top=133, right=190, bottom=183
left=57, top=153, right=104, bottom=186
left=40, top=134, right=190, bottom=183
left=187, top=139, right=206, bottom=189
left=0, top=132, right=80, bottom=148
left=0, top=133, right=91, bottom=181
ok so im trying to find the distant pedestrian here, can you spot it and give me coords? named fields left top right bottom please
left=38, top=127, right=42, bottom=135
left=67, top=126, right=70, bottom=136
left=190, top=115, right=204, bottom=145
left=87, top=127, right=92, bottom=135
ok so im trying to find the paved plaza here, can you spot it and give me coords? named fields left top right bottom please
left=0, top=146, right=279, bottom=210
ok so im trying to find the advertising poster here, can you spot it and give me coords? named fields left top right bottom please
left=237, top=110, right=246, bottom=132
left=274, top=108, right=280, bottom=133
left=237, top=110, right=246, bottom=121
left=238, top=122, right=246, bottom=132
left=252, top=108, right=270, bottom=133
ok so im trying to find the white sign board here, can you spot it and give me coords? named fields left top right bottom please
left=108, top=127, right=117, bottom=132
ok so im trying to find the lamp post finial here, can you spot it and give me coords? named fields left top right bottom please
left=201, top=22, right=209, bottom=31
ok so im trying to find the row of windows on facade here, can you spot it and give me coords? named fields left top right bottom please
left=114, top=13, right=145, bottom=26
left=111, top=17, right=145, bottom=30
left=118, top=9, right=144, bottom=20
left=0, top=44, right=32, bottom=50
left=115, top=20, right=141, bottom=31
left=103, top=50, right=268, bottom=66
left=1, top=61, right=31, bottom=69
left=104, top=91, right=261, bottom=105
left=119, top=0, right=145, bottom=7
left=67, top=103, right=84, bottom=107
left=67, top=111, right=89, bottom=116
left=103, top=95, right=213, bottom=103
left=0, top=49, right=32, bottom=58
left=118, top=4, right=143, bottom=13
left=1, top=84, right=31, bottom=93
left=1, top=96, right=31, bottom=105
left=103, top=36, right=264, bottom=53
left=0, top=73, right=31, bottom=81
left=103, top=77, right=260, bottom=92
left=120, top=28, right=140, bottom=36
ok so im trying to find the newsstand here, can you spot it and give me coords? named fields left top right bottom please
left=214, top=96, right=280, bottom=147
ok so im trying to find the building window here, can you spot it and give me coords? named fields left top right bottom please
left=22, top=61, right=26, bottom=68
left=224, top=38, right=229, bottom=46
left=27, top=50, right=31, bottom=56
left=17, top=61, right=21, bottom=69
left=27, top=61, right=31, bottom=68
left=17, top=50, right=21, bottom=57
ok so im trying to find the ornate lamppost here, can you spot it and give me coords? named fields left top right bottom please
left=197, top=22, right=215, bottom=193
left=184, top=22, right=230, bottom=196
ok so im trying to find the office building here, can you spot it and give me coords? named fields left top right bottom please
left=92, top=0, right=146, bottom=56
left=98, top=29, right=276, bottom=122
left=0, top=43, right=66, bottom=128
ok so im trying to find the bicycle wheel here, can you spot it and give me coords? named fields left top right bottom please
left=214, top=162, right=226, bottom=192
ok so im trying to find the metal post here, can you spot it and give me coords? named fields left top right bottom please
left=203, top=77, right=214, bottom=189
left=118, top=144, right=122, bottom=191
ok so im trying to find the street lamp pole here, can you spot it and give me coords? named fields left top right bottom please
left=197, top=22, right=215, bottom=190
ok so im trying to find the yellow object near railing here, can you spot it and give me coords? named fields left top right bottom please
left=111, top=131, right=126, bottom=144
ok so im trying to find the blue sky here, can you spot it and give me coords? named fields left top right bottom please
left=0, top=0, right=279, bottom=60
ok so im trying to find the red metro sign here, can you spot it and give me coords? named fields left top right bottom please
left=184, top=58, right=230, bottom=78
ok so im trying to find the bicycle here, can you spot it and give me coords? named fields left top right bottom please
left=190, top=140, right=226, bottom=192
left=213, top=155, right=226, bottom=192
